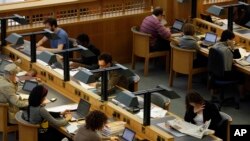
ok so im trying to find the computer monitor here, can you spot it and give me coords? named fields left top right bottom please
left=22, top=80, right=38, bottom=92
left=0, top=60, right=12, bottom=73
left=204, top=32, right=217, bottom=43
left=200, top=13, right=213, bottom=23
left=172, top=19, right=184, bottom=31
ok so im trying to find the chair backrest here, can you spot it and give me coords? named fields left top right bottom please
left=217, top=111, right=232, bottom=141
left=170, top=42, right=196, bottom=74
left=131, top=26, right=151, bottom=57
left=151, top=92, right=171, bottom=110
left=0, top=103, right=9, bottom=131
left=15, top=111, right=39, bottom=141
left=208, top=48, right=225, bottom=77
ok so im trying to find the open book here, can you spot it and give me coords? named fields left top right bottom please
left=167, top=119, right=214, bottom=139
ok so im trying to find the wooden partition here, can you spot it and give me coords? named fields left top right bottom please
left=0, top=0, right=152, bottom=63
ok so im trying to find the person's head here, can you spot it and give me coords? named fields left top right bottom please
left=28, top=85, right=48, bottom=107
left=183, top=23, right=195, bottom=36
left=98, top=53, right=112, bottom=69
left=220, top=30, right=235, bottom=42
left=185, top=91, right=204, bottom=109
left=85, top=110, right=108, bottom=131
left=152, top=7, right=164, bottom=21
left=4, top=63, right=19, bottom=83
left=44, top=18, right=58, bottom=31
left=76, top=33, right=90, bottom=47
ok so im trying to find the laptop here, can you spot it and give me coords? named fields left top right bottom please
left=71, top=99, right=91, bottom=121
left=119, top=128, right=136, bottom=141
left=170, top=19, right=184, bottom=33
left=17, top=80, right=38, bottom=96
left=0, top=60, right=12, bottom=75
left=201, top=32, right=217, bottom=47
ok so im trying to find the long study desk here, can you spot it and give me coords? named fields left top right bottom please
left=2, top=45, right=221, bottom=141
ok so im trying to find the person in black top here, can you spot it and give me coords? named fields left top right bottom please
left=70, top=33, right=100, bottom=70
left=184, top=91, right=222, bottom=134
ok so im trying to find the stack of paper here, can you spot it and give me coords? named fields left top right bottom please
left=136, top=106, right=168, bottom=119
left=46, top=103, right=78, bottom=112
left=102, top=121, right=126, bottom=136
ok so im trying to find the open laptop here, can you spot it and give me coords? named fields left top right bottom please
left=201, top=32, right=217, bottom=47
left=170, top=19, right=184, bottom=33
left=71, top=99, right=91, bottom=121
left=17, top=80, right=38, bottom=96
left=0, top=60, right=13, bottom=75
left=119, top=128, right=136, bottom=141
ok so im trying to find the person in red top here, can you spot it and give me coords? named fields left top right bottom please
left=140, top=7, right=171, bottom=52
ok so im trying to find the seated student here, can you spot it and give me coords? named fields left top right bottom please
left=211, top=30, right=244, bottom=101
left=0, top=63, right=28, bottom=124
left=74, top=110, right=118, bottom=141
left=184, top=91, right=222, bottom=136
left=179, top=23, right=207, bottom=67
left=90, top=53, right=129, bottom=91
left=23, top=85, right=72, bottom=141
left=140, top=7, right=171, bottom=52
left=70, top=33, right=100, bottom=70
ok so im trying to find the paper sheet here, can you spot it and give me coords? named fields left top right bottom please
left=46, top=103, right=78, bottom=112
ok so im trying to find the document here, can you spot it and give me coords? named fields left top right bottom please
left=156, top=122, right=186, bottom=137
left=136, top=106, right=167, bottom=119
left=46, top=103, right=78, bottom=112
left=167, top=119, right=213, bottom=139
left=65, top=124, right=79, bottom=134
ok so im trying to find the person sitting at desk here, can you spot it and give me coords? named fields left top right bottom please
left=0, top=63, right=28, bottom=124
left=23, top=85, right=72, bottom=141
left=74, top=110, right=119, bottom=141
left=36, top=18, right=69, bottom=53
left=140, top=7, right=171, bottom=52
left=211, top=30, right=244, bottom=100
left=90, top=53, right=129, bottom=91
left=184, top=91, right=222, bottom=136
left=179, top=23, right=207, bottom=67
left=70, top=33, right=100, bottom=70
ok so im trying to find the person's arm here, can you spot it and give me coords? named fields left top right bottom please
left=207, top=103, right=222, bottom=129
left=36, top=36, right=48, bottom=47
left=37, top=44, right=64, bottom=53
left=3, top=85, right=28, bottom=108
left=156, top=22, right=171, bottom=39
left=39, top=107, right=69, bottom=127
left=184, top=107, right=196, bottom=124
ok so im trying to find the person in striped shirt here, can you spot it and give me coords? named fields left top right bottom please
left=140, top=7, right=171, bottom=52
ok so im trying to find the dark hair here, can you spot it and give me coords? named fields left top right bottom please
left=44, top=18, right=58, bottom=27
left=185, top=91, right=204, bottom=109
left=98, top=53, right=112, bottom=64
left=220, top=30, right=235, bottom=42
left=76, top=33, right=90, bottom=45
left=152, top=7, right=163, bottom=16
left=183, top=23, right=195, bottom=36
left=85, top=110, right=108, bottom=131
left=28, top=85, right=48, bottom=107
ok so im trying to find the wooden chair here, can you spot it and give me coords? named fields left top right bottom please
left=131, top=26, right=170, bottom=76
left=0, top=103, right=18, bottom=141
left=219, top=112, right=232, bottom=141
left=168, top=42, right=207, bottom=91
left=15, top=111, right=39, bottom=141
left=151, top=92, right=171, bottom=111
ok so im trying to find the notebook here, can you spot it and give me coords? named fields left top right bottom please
left=0, top=60, right=12, bottom=75
left=201, top=32, right=217, bottom=47
left=17, top=80, right=38, bottom=99
left=71, top=99, right=91, bottom=121
left=171, top=19, right=184, bottom=33
left=119, top=128, right=136, bottom=141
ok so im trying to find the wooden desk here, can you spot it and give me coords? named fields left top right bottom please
left=3, top=45, right=221, bottom=141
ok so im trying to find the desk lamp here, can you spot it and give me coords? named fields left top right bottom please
left=207, top=2, right=249, bottom=31
left=0, top=14, right=28, bottom=49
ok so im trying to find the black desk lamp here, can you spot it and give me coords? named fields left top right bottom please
left=207, top=2, right=249, bottom=31
left=133, top=85, right=168, bottom=126
left=0, top=14, right=28, bottom=49
left=5, top=29, right=59, bottom=63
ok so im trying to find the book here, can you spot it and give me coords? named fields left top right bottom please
left=102, top=121, right=126, bottom=136
left=167, top=119, right=214, bottom=139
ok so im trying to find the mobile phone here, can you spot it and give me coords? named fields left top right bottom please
left=50, top=98, right=57, bottom=102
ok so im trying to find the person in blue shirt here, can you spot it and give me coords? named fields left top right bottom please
left=36, top=18, right=69, bottom=53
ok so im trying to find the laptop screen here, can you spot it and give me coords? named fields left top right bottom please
left=172, top=20, right=184, bottom=30
left=77, top=99, right=91, bottom=116
left=204, top=33, right=217, bottom=43
left=0, top=60, right=12, bottom=73
left=22, top=80, right=38, bottom=92
left=122, top=128, right=136, bottom=141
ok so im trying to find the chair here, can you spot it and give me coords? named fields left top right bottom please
left=168, top=42, right=207, bottom=91
left=128, top=72, right=140, bottom=92
left=131, top=26, right=170, bottom=76
left=218, top=112, right=232, bottom=141
left=15, top=111, right=39, bottom=141
left=0, top=103, right=18, bottom=141
left=151, top=92, right=171, bottom=111
left=208, top=48, right=239, bottom=109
